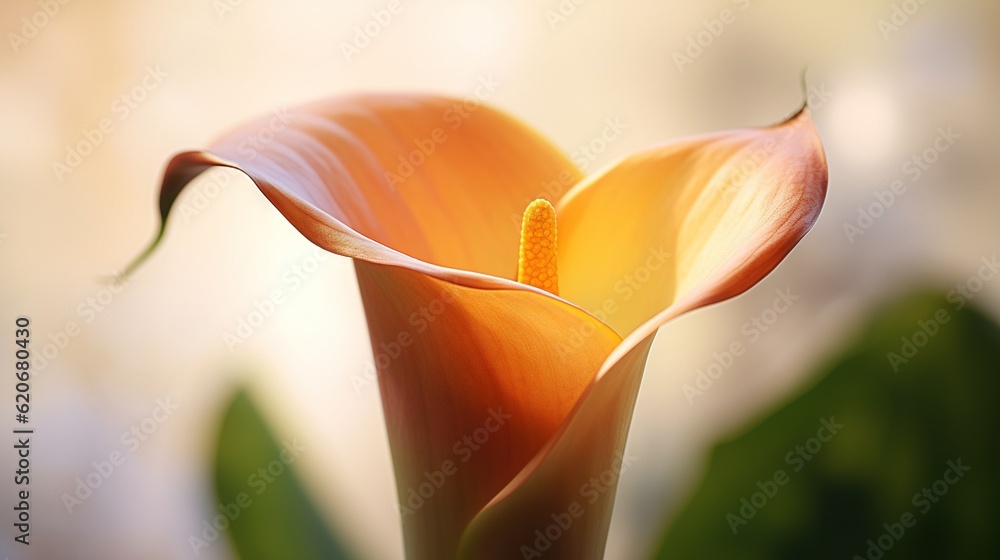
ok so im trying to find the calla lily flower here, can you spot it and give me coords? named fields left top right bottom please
left=134, top=94, right=827, bottom=559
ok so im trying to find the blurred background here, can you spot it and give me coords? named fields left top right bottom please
left=1, top=0, right=998, bottom=558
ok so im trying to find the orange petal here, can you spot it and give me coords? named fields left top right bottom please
left=132, top=93, right=582, bottom=289
left=135, top=95, right=827, bottom=558
left=129, top=93, right=622, bottom=556
left=354, top=260, right=621, bottom=558
left=459, top=336, right=655, bottom=560
left=557, top=108, right=828, bottom=336
left=460, top=109, right=828, bottom=557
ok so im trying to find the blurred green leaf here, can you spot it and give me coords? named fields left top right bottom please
left=214, top=389, right=355, bottom=560
left=653, top=292, right=1000, bottom=559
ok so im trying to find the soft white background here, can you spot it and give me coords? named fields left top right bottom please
left=1, top=0, right=998, bottom=558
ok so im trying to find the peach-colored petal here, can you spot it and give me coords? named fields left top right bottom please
left=132, top=93, right=582, bottom=289
left=135, top=95, right=827, bottom=559
left=460, top=109, right=828, bottom=557
left=556, top=108, right=828, bottom=336
left=130, top=94, right=624, bottom=557
left=459, top=336, right=655, bottom=560
left=354, top=260, right=621, bottom=558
